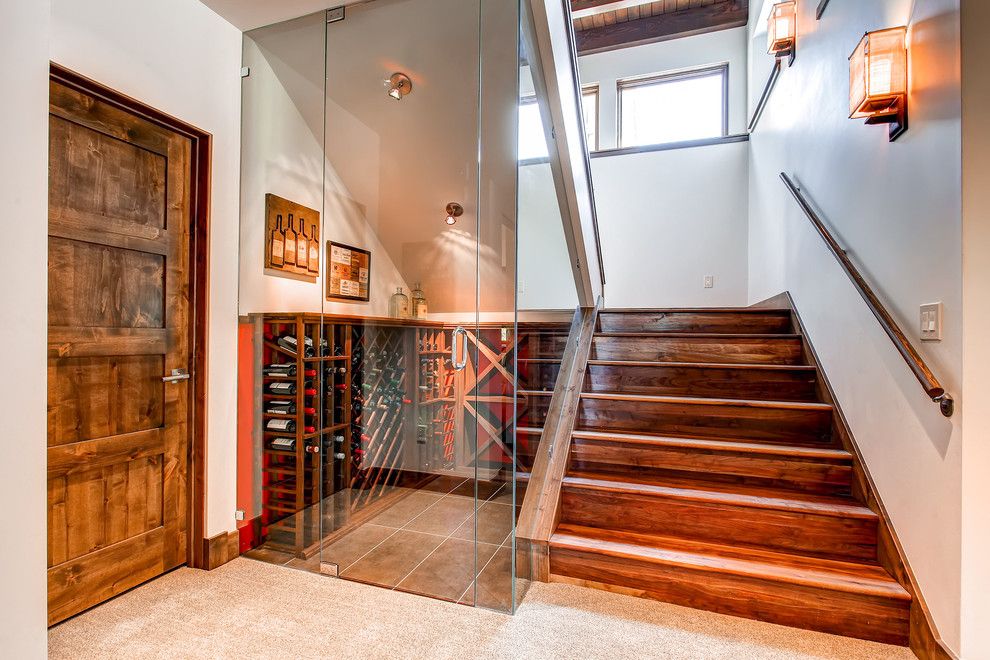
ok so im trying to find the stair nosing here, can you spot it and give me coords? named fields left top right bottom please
left=599, top=308, right=792, bottom=314
left=569, top=430, right=851, bottom=461
left=594, top=332, right=802, bottom=339
left=550, top=528, right=910, bottom=601
left=577, top=392, right=834, bottom=411
left=562, top=475, right=876, bottom=519
left=584, top=360, right=818, bottom=371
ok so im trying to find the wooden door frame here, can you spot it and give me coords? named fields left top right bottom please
left=50, top=62, right=213, bottom=570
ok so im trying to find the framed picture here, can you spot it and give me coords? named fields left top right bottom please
left=326, top=241, right=371, bottom=302
left=264, top=193, right=320, bottom=281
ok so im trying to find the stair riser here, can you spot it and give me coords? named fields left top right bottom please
left=517, top=396, right=551, bottom=427
left=560, top=487, right=878, bottom=562
left=570, top=439, right=853, bottom=495
left=577, top=398, right=834, bottom=445
left=518, top=362, right=561, bottom=392
left=583, top=363, right=819, bottom=401
left=590, top=336, right=803, bottom=365
left=524, top=334, right=568, bottom=359
left=597, top=312, right=794, bottom=335
left=550, top=547, right=909, bottom=645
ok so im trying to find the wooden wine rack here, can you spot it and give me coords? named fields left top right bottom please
left=258, top=313, right=351, bottom=555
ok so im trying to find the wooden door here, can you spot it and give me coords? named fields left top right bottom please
left=47, top=79, right=192, bottom=625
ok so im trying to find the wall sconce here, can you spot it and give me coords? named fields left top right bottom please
left=849, top=27, right=908, bottom=141
left=385, top=72, right=412, bottom=101
left=444, top=202, right=463, bottom=226
left=767, top=1, right=797, bottom=65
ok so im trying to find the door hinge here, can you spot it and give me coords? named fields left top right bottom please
left=240, top=67, right=251, bottom=79
left=327, top=6, right=345, bottom=23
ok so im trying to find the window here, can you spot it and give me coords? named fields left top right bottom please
left=618, top=64, right=728, bottom=148
left=517, top=85, right=599, bottom=160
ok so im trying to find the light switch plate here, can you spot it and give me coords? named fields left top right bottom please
left=920, top=302, right=943, bottom=341
left=704, top=275, right=714, bottom=289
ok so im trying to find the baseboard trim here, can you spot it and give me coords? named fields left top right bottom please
left=203, top=530, right=240, bottom=570
left=784, top=291, right=955, bottom=660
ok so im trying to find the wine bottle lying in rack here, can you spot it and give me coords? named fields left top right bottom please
left=268, top=381, right=296, bottom=395
left=278, top=334, right=315, bottom=357
left=266, top=418, right=296, bottom=433
left=266, top=400, right=295, bottom=415
left=326, top=366, right=346, bottom=376
left=263, top=363, right=296, bottom=377
left=270, top=437, right=295, bottom=451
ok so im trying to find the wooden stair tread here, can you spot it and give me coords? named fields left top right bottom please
left=570, top=430, right=851, bottom=461
left=599, top=307, right=791, bottom=314
left=585, top=359, right=816, bottom=370
left=595, top=332, right=802, bottom=339
left=551, top=524, right=909, bottom=601
left=578, top=391, right=834, bottom=411
left=563, top=472, right=876, bottom=518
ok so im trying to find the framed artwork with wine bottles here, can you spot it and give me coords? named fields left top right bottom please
left=326, top=241, right=371, bottom=302
left=264, top=193, right=320, bottom=281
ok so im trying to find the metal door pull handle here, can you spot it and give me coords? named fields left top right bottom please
left=162, top=369, right=190, bottom=383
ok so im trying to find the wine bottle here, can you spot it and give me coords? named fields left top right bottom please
left=303, top=381, right=317, bottom=396
left=284, top=214, right=297, bottom=266
left=266, top=400, right=295, bottom=415
left=270, top=437, right=295, bottom=451
left=268, top=381, right=295, bottom=395
left=266, top=418, right=295, bottom=433
left=278, top=334, right=314, bottom=358
left=307, top=221, right=320, bottom=274
left=303, top=406, right=317, bottom=415
left=263, top=363, right=296, bottom=377
left=304, top=424, right=316, bottom=434
left=297, top=217, right=309, bottom=270
left=271, top=214, right=285, bottom=268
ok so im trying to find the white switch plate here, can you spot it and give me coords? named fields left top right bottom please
left=920, top=302, right=943, bottom=341
left=704, top=276, right=714, bottom=289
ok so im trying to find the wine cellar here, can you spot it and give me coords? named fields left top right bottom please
left=243, top=313, right=566, bottom=561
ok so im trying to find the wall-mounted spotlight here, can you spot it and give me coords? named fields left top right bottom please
left=445, top=202, right=463, bottom=226
left=767, top=1, right=797, bottom=65
left=849, top=27, right=908, bottom=141
left=385, top=72, right=412, bottom=101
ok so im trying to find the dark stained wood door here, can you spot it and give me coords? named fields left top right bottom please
left=47, top=80, right=192, bottom=625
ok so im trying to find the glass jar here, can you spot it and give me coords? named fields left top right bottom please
left=411, top=283, right=428, bottom=320
left=389, top=287, right=410, bottom=318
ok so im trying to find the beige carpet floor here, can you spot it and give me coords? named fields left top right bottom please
left=49, top=557, right=915, bottom=660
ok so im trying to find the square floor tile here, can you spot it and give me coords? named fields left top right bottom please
left=365, top=491, right=443, bottom=529
left=340, top=530, right=445, bottom=588
left=402, top=494, right=475, bottom=536
left=320, top=524, right=396, bottom=573
left=468, top=546, right=514, bottom=612
left=450, top=502, right=514, bottom=545
left=395, top=537, right=499, bottom=603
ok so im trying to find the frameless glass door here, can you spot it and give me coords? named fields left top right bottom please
left=316, top=0, right=521, bottom=612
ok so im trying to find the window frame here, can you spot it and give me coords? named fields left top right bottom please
left=518, top=83, right=601, bottom=160
left=616, top=63, right=730, bottom=149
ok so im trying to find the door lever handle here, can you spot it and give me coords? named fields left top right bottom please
left=162, top=368, right=190, bottom=383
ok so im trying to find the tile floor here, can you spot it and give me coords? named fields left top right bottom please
left=243, top=475, right=520, bottom=610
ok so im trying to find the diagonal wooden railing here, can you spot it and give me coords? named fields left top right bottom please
left=780, top=173, right=954, bottom=417
left=516, top=299, right=600, bottom=581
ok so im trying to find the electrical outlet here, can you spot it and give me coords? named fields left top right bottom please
left=920, top=302, right=943, bottom=341
left=704, top=275, right=715, bottom=289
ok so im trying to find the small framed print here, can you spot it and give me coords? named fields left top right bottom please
left=326, top=241, right=371, bottom=302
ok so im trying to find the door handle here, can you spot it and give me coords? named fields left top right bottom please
left=162, top=368, right=190, bottom=384
left=450, top=327, right=468, bottom=371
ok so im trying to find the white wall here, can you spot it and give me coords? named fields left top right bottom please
left=595, top=141, right=749, bottom=308
left=746, top=0, right=963, bottom=652
left=0, top=1, right=50, bottom=656
left=580, top=27, right=749, bottom=147
left=51, top=0, right=244, bottom=538
left=960, top=2, right=990, bottom=658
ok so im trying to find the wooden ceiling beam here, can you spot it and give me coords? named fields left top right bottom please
left=570, top=0, right=654, bottom=20
left=574, top=1, right=749, bottom=55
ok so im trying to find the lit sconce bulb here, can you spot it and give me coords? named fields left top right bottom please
left=445, top=202, right=463, bottom=226
left=385, top=72, right=412, bottom=101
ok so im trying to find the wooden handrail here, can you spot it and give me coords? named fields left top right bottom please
left=780, top=173, right=954, bottom=417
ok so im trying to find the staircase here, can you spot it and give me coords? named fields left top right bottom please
left=530, top=308, right=912, bottom=645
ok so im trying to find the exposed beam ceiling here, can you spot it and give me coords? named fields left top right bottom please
left=573, top=0, right=749, bottom=55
